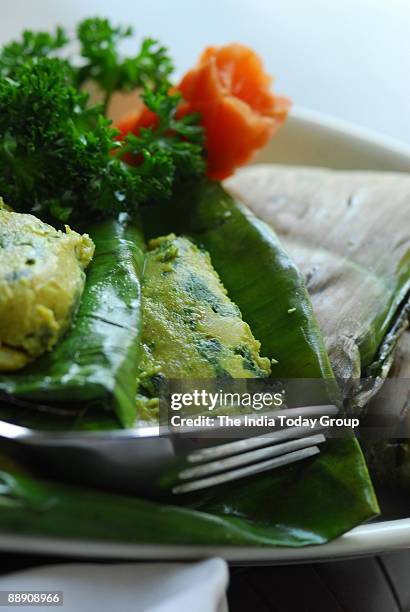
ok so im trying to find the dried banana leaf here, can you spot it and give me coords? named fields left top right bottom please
left=225, top=165, right=410, bottom=399
left=0, top=218, right=145, bottom=428
left=362, top=331, right=410, bottom=492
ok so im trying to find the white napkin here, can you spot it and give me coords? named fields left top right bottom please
left=0, top=559, right=229, bottom=612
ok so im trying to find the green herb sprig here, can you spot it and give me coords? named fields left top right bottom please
left=76, top=18, right=174, bottom=112
left=0, top=27, right=69, bottom=78
left=0, top=18, right=204, bottom=224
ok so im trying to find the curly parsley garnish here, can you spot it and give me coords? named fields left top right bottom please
left=0, top=18, right=204, bottom=224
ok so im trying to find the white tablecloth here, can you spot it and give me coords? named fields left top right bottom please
left=0, top=560, right=229, bottom=612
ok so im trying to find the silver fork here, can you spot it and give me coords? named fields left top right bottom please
left=172, top=403, right=338, bottom=494
left=0, top=404, right=338, bottom=498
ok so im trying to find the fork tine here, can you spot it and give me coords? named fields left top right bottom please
left=188, top=424, right=324, bottom=463
left=180, top=433, right=326, bottom=480
left=173, top=446, right=321, bottom=494
left=187, top=404, right=338, bottom=463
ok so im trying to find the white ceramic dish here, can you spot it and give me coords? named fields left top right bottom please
left=0, top=518, right=409, bottom=565
left=0, top=107, right=409, bottom=563
left=253, top=105, right=410, bottom=171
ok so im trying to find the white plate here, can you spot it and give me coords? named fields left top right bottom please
left=254, top=105, right=410, bottom=171
left=0, top=518, right=409, bottom=564
left=1, top=107, right=409, bottom=563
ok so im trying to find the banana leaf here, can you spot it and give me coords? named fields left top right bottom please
left=0, top=218, right=145, bottom=428
left=140, top=179, right=378, bottom=539
left=0, top=182, right=379, bottom=546
left=0, top=446, right=378, bottom=547
left=142, top=179, right=333, bottom=380
left=225, top=165, right=410, bottom=400
left=362, top=331, right=410, bottom=492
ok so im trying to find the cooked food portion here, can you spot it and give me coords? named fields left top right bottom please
left=0, top=218, right=144, bottom=430
left=0, top=202, right=94, bottom=371
left=137, top=234, right=271, bottom=413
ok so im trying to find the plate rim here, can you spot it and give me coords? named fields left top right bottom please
left=290, top=105, right=410, bottom=158
left=0, top=518, right=409, bottom=563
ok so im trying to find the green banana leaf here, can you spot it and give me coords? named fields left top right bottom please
left=139, top=179, right=379, bottom=539
left=142, top=179, right=333, bottom=380
left=0, top=217, right=145, bottom=428
left=198, top=437, right=378, bottom=544
left=225, top=165, right=410, bottom=395
left=0, top=444, right=378, bottom=547
left=0, top=402, right=121, bottom=431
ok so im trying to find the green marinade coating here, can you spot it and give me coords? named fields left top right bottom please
left=136, top=234, right=271, bottom=418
